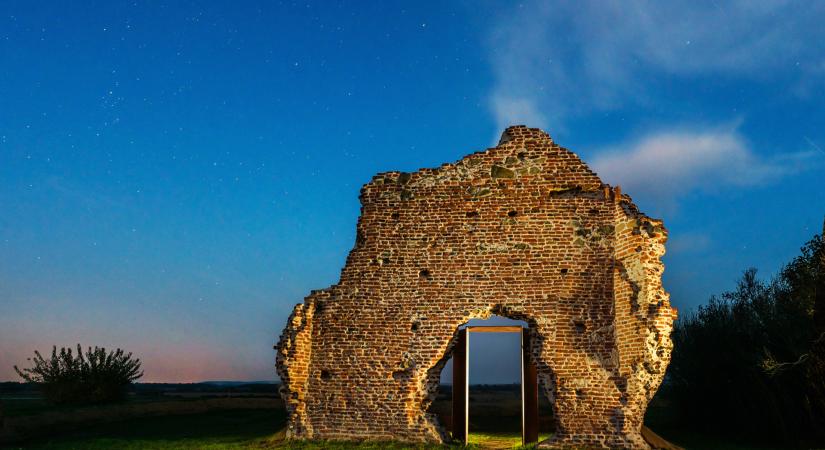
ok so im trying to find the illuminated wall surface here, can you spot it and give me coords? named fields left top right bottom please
left=277, top=126, right=676, bottom=448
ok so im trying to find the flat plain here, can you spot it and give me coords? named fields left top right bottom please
left=0, top=384, right=773, bottom=449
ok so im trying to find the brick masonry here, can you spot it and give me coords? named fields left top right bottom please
left=276, top=126, right=677, bottom=449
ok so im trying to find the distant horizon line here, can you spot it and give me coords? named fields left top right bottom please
left=0, top=380, right=523, bottom=386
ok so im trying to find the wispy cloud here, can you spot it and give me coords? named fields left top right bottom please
left=486, top=0, right=825, bottom=130
left=490, top=95, right=546, bottom=134
left=667, top=232, right=712, bottom=255
left=589, top=126, right=818, bottom=211
left=483, top=1, right=824, bottom=211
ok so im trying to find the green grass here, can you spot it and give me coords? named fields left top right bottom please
left=3, top=408, right=544, bottom=450
left=281, top=441, right=453, bottom=449
left=467, top=431, right=552, bottom=449
left=0, top=389, right=780, bottom=450
left=1, top=393, right=190, bottom=418
left=1, top=397, right=53, bottom=417
left=7, top=409, right=465, bottom=450
left=10, top=409, right=285, bottom=449
left=1, top=407, right=778, bottom=450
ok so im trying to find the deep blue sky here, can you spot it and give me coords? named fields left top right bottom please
left=1, top=1, right=823, bottom=382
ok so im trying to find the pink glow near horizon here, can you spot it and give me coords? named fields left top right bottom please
left=1, top=338, right=277, bottom=383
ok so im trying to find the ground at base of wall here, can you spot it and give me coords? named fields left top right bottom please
left=4, top=402, right=779, bottom=450
left=468, top=432, right=552, bottom=449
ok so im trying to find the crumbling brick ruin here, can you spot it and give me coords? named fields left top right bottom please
left=276, top=126, right=676, bottom=448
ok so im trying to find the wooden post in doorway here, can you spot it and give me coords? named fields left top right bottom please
left=522, top=328, right=539, bottom=445
left=452, top=328, right=468, bottom=444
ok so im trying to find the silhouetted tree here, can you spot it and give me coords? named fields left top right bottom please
left=14, top=345, right=143, bottom=405
left=668, top=232, right=825, bottom=446
left=805, top=218, right=825, bottom=441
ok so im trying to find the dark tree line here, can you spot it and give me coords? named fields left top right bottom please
left=667, top=229, right=825, bottom=446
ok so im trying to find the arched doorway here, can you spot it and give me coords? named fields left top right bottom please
left=450, top=317, right=540, bottom=446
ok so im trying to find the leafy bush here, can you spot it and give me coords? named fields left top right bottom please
left=668, top=233, right=825, bottom=446
left=14, top=345, right=143, bottom=404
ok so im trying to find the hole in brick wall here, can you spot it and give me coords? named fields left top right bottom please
left=573, top=320, right=586, bottom=333
left=466, top=211, right=479, bottom=218
left=507, top=210, right=518, bottom=217
left=419, top=269, right=431, bottom=279
left=320, top=370, right=332, bottom=380
left=392, top=368, right=411, bottom=381
left=391, top=212, right=400, bottom=220
left=575, top=389, right=585, bottom=400
left=517, top=151, right=527, bottom=161
left=560, top=268, right=568, bottom=275
left=424, top=313, right=556, bottom=443
left=411, top=321, right=420, bottom=331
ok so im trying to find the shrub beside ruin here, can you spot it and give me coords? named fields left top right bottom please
left=14, top=345, right=143, bottom=405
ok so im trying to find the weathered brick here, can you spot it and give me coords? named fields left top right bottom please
left=276, top=126, right=676, bottom=449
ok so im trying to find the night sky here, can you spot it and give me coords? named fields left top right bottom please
left=1, top=1, right=824, bottom=383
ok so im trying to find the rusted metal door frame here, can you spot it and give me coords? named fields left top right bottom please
left=452, top=325, right=539, bottom=446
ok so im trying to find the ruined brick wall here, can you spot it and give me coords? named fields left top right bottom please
left=276, top=126, right=676, bottom=448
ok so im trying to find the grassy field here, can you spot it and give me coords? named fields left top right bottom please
left=4, top=405, right=537, bottom=450
left=7, top=408, right=519, bottom=450
left=2, top=406, right=774, bottom=450
left=2, top=395, right=531, bottom=450
left=0, top=395, right=203, bottom=418
left=1, top=385, right=781, bottom=449
left=0, top=382, right=280, bottom=418
left=10, top=409, right=284, bottom=450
